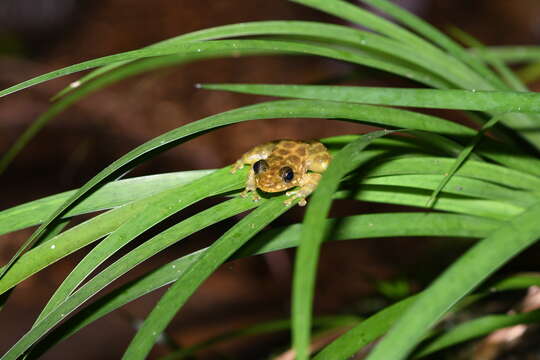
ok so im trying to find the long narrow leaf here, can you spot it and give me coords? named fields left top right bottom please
left=1, top=195, right=260, bottom=360
left=120, top=197, right=293, bottom=359
left=0, top=170, right=212, bottom=235
left=292, top=130, right=393, bottom=360
left=365, top=201, right=540, bottom=360
left=416, top=309, right=540, bottom=358
left=26, top=212, right=500, bottom=358
left=478, top=46, right=540, bottom=63
left=314, top=297, right=417, bottom=360
left=360, top=0, right=506, bottom=89
left=3, top=153, right=537, bottom=238
left=291, top=0, right=491, bottom=90
left=201, top=84, right=540, bottom=173
left=57, top=20, right=458, bottom=100
left=201, top=84, right=540, bottom=113
left=34, top=167, right=242, bottom=324
left=1, top=99, right=479, bottom=281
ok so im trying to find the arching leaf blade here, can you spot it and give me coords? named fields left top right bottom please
left=365, top=201, right=540, bottom=360
left=292, top=130, right=394, bottom=360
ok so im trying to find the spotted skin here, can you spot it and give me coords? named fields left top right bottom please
left=231, top=140, right=331, bottom=206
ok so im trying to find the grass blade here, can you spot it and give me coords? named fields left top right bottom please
left=365, top=201, right=540, bottom=360
left=478, top=46, right=540, bottom=63
left=120, top=197, right=293, bottom=360
left=34, top=168, right=241, bottom=323
left=291, top=0, right=491, bottom=90
left=360, top=0, right=506, bottom=89
left=292, top=130, right=394, bottom=360
left=361, top=174, right=536, bottom=207
left=314, top=297, right=417, bottom=360
left=56, top=20, right=457, bottom=100
left=315, top=273, right=540, bottom=360
left=201, top=84, right=540, bottom=113
left=0, top=38, right=447, bottom=99
left=0, top=170, right=212, bottom=236
left=416, top=309, right=540, bottom=358
left=202, top=83, right=540, bottom=174
left=2, top=195, right=259, bottom=360
left=28, top=211, right=499, bottom=358
left=1, top=99, right=481, bottom=282
left=0, top=203, right=141, bottom=295
left=363, top=156, right=540, bottom=191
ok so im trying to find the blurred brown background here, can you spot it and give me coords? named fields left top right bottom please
left=1, top=0, right=539, bottom=358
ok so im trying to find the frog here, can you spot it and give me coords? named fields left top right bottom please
left=231, top=140, right=332, bottom=206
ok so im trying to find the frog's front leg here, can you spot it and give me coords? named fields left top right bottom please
left=241, top=167, right=261, bottom=202
left=232, top=141, right=276, bottom=201
left=284, top=173, right=321, bottom=206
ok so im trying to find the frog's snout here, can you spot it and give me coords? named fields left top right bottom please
left=256, top=173, right=292, bottom=193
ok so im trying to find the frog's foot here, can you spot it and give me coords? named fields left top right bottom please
left=284, top=173, right=321, bottom=206
left=240, top=189, right=261, bottom=202
left=231, top=160, right=245, bottom=174
left=284, top=190, right=307, bottom=207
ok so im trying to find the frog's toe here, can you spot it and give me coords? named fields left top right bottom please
left=231, top=162, right=245, bottom=173
left=284, top=193, right=306, bottom=206
left=285, top=190, right=297, bottom=197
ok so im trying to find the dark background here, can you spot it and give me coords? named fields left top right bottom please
left=1, top=1, right=539, bottom=358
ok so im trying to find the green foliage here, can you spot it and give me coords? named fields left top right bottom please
left=1, top=0, right=540, bottom=359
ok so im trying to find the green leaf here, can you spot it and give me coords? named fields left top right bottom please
left=160, top=315, right=360, bottom=360
left=345, top=186, right=523, bottom=220
left=0, top=39, right=447, bottom=99
left=26, top=212, right=499, bottom=358
left=360, top=0, right=506, bottom=89
left=0, top=203, right=140, bottom=295
left=56, top=20, right=458, bottom=100
left=479, top=46, right=540, bottom=63
left=314, top=297, right=417, bottom=360
left=365, top=201, right=540, bottom=360
left=291, top=0, right=491, bottom=90
left=292, top=130, right=394, bottom=360
left=361, top=174, right=536, bottom=207
left=0, top=170, right=212, bottom=236
left=416, top=309, right=540, bottom=358
left=201, top=84, right=540, bottom=113
left=34, top=168, right=242, bottom=324
left=425, top=114, right=507, bottom=208
left=0, top=99, right=479, bottom=282
left=1, top=195, right=258, bottom=360
left=121, top=197, right=293, bottom=360
left=363, top=156, right=540, bottom=191
left=201, top=84, right=540, bottom=174
left=0, top=168, right=243, bottom=296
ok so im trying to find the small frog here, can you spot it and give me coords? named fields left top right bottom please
left=231, top=140, right=332, bottom=206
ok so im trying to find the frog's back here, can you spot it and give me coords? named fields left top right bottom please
left=269, top=140, right=310, bottom=173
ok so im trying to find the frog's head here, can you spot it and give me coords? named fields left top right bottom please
left=253, top=159, right=299, bottom=193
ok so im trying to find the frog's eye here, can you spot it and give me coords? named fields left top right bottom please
left=280, top=167, right=294, bottom=183
left=253, top=160, right=269, bottom=174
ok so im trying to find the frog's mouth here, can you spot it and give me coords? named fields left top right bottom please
left=256, top=175, right=293, bottom=193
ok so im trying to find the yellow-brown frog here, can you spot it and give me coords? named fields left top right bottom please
left=231, top=140, right=331, bottom=206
